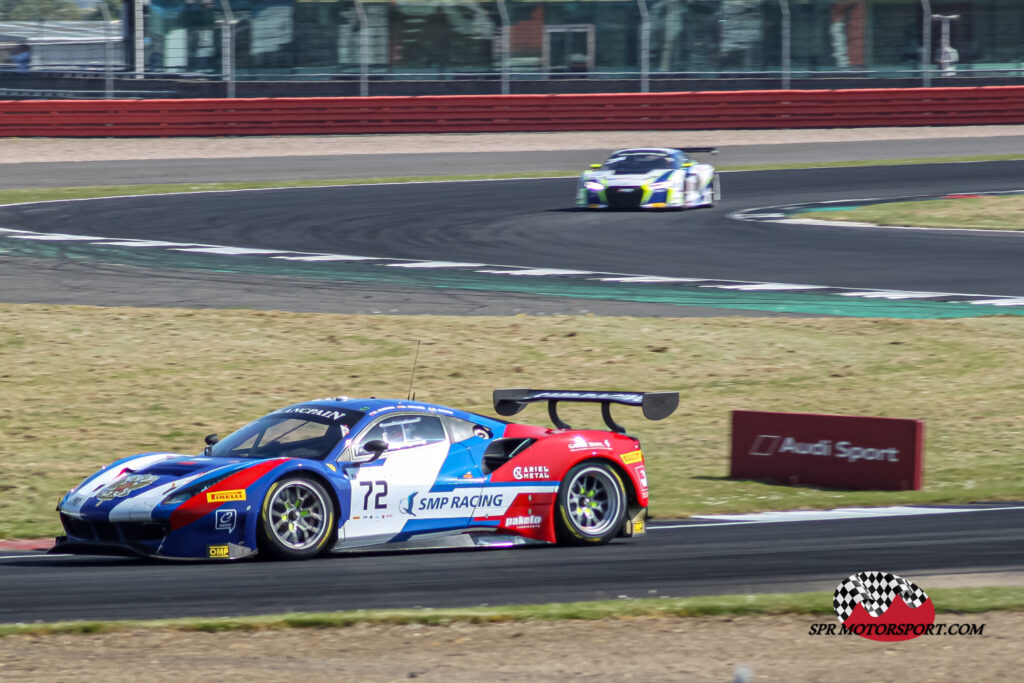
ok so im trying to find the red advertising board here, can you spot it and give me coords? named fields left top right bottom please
left=730, top=410, right=923, bottom=491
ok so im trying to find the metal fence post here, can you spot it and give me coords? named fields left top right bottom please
left=779, top=0, right=790, bottom=89
left=99, top=0, right=115, bottom=98
left=921, top=0, right=932, bottom=87
left=637, top=0, right=649, bottom=93
left=497, top=0, right=510, bottom=95
left=218, top=0, right=236, bottom=98
left=354, top=0, right=369, bottom=97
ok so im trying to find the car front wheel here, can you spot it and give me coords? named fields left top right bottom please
left=258, top=476, right=336, bottom=560
left=555, top=462, right=627, bottom=545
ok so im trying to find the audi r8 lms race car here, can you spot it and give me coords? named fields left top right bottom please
left=576, top=147, right=720, bottom=210
left=55, top=389, right=678, bottom=561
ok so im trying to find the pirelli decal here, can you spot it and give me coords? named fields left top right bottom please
left=620, top=450, right=644, bottom=465
left=207, top=489, right=246, bottom=503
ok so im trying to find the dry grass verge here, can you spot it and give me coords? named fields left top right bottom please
left=2, top=304, right=1023, bottom=538
left=806, top=194, right=1024, bottom=230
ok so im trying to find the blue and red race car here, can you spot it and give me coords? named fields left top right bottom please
left=56, top=389, right=678, bottom=560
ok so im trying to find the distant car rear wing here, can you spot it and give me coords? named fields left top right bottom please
left=676, top=147, right=718, bottom=155
left=493, top=389, right=679, bottom=433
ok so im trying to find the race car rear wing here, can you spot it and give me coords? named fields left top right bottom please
left=676, top=147, right=718, bottom=155
left=493, top=389, right=679, bottom=433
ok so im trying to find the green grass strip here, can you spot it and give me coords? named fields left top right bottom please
left=722, top=153, right=1024, bottom=172
left=0, top=172, right=575, bottom=206
left=1, top=587, right=1020, bottom=637
left=803, top=194, right=1024, bottom=231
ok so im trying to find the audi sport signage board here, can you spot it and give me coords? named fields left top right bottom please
left=730, top=410, right=923, bottom=491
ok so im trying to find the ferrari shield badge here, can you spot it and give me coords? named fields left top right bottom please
left=96, top=474, right=160, bottom=501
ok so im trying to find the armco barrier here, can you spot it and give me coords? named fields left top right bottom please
left=2, top=86, right=1024, bottom=137
left=730, top=410, right=924, bottom=491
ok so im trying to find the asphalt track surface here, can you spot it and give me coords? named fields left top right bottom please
left=2, top=145, right=1023, bottom=622
left=2, top=162, right=1024, bottom=301
left=4, top=135, right=1024, bottom=189
left=2, top=505, right=1022, bottom=623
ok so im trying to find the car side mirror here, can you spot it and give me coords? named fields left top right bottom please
left=203, top=433, right=219, bottom=456
left=357, top=439, right=389, bottom=463
left=589, top=163, right=602, bottom=169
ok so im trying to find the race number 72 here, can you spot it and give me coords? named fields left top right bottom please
left=359, top=480, right=388, bottom=510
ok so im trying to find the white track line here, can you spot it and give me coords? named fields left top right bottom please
left=648, top=505, right=1024, bottom=529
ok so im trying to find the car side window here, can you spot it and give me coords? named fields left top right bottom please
left=356, top=415, right=448, bottom=455
left=446, top=417, right=492, bottom=443
left=446, top=417, right=477, bottom=443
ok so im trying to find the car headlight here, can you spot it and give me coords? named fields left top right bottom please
left=162, top=470, right=236, bottom=506
left=648, top=181, right=670, bottom=190
left=584, top=181, right=605, bottom=192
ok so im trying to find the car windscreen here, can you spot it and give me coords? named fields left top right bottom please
left=208, top=407, right=365, bottom=461
left=603, top=153, right=675, bottom=175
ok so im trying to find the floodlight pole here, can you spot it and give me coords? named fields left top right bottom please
left=354, top=0, right=369, bottom=97
left=497, top=0, right=510, bottom=95
left=779, top=0, right=791, bottom=89
left=920, top=0, right=932, bottom=87
left=99, top=0, right=114, bottom=98
left=218, top=0, right=237, bottom=98
left=134, top=0, right=145, bottom=79
left=932, top=13, right=959, bottom=76
left=637, top=0, right=649, bottom=93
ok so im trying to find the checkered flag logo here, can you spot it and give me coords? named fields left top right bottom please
left=833, top=571, right=929, bottom=622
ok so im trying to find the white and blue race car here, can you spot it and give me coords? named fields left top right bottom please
left=576, top=147, right=719, bottom=210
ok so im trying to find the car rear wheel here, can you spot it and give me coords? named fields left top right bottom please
left=258, top=476, right=335, bottom=560
left=555, top=462, right=627, bottom=545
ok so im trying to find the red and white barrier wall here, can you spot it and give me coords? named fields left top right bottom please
left=2, top=86, right=1024, bottom=137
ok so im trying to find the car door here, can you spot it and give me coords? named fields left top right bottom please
left=338, top=412, right=476, bottom=547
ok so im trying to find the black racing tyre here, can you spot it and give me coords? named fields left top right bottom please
left=554, top=462, right=627, bottom=546
left=257, top=476, right=336, bottom=560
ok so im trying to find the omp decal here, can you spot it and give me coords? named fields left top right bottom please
left=207, top=545, right=230, bottom=558
left=207, top=489, right=246, bottom=503
left=620, top=450, right=644, bottom=464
